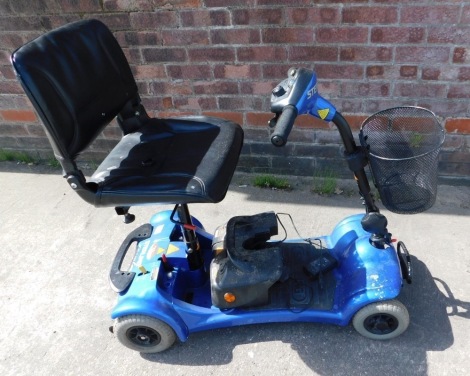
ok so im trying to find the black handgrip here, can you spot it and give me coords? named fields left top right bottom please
left=271, top=105, right=298, bottom=147
left=109, top=223, right=153, bottom=292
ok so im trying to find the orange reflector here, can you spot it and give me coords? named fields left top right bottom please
left=224, top=292, right=236, bottom=303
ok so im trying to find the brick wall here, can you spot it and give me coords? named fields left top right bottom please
left=0, top=0, right=469, bottom=181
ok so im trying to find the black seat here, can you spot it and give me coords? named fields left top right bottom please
left=11, top=19, right=243, bottom=207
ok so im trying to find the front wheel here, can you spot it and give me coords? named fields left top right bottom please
left=352, top=300, right=409, bottom=340
left=114, top=315, right=176, bottom=353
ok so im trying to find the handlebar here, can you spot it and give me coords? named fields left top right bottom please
left=270, top=105, right=298, bottom=147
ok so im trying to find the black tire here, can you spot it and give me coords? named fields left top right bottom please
left=352, top=299, right=409, bottom=340
left=114, top=315, right=176, bottom=353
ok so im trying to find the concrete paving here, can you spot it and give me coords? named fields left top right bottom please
left=0, top=164, right=469, bottom=376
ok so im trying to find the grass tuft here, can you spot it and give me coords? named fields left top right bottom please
left=253, top=174, right=291, bottom=190
left=0, top=149, right=35, bottom=164
left=312, top=168, right=337, bottom=195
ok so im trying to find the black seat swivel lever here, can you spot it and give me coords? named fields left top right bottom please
left=115, top=206, right=136, bottom=224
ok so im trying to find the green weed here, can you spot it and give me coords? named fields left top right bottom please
left=0, top=149, right=35, bottom=164
left=253, top=175, right=291, bottom=190
left=312, top=168, right=337, bottom=195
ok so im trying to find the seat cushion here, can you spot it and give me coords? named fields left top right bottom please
left=89, top=116, right=243, bottom=207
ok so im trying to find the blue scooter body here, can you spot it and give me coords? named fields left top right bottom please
left=110, top=210, right=403, bottom=342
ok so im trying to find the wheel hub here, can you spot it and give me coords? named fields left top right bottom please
left=364, top=313, right=399, bottom=335
left=127, top=326, right=161, bottom=347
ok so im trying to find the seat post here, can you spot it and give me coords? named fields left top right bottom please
left=176, top=204, right=203, bottom=270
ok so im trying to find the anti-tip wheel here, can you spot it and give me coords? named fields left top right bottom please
left=352, top=299, right=410, bottom=340
left=114, top=315, right=176, bottom=353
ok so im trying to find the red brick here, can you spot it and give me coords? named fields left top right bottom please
left=240, top=81, right=277, bottom=95
left=123, top=48, right=142, bottom=65
left=458, top=67, right=470, bottom=81
left=173, top=96, right=217, bottom=111
left=316, top=27, right=368, bottom=43
left=1, top=109, right=37, bottom=122
left=232, top=9, right=284, bottom=25
left=59, top=0, right=102, bottom=12
left=237, top=46, right=287, bottom=62
left=9, top=0, right=60, bottom=14
left=289, top=46, right=337, bottom=62
left=366, top=65, right=384, bottom=78
left=344, top=115, right=368, bottom=130
left=246, top=112, right=273, bottom=127
left=396, top=46, right=450, bottom=63
left=0, top=95, right=33, bottom=109
left=167, top=64, right=212, bottom=79
left=400, top=66, right=418, bottom=78
left=204, top=0, right=252, bottom=6
left=0, top=66, right=16, bottom=80
left=153, top=0, right=201, bottom=8
left=0, top=123, right=28, bottom=136
left=422, top=68, right=440, bottom=81
left=428, top=26, right=470, bottom=45
left=448, top=85, right=470, bottom=99
left=188, top=47, right=236, bottom=62
left=0, top=33, right=38, bottom=49
left=130, top=11, right=178, bottom=29
left=180, top=9, right=230, bottom=27
left=0, top=16, right=42, bottom=31
left=0, top=81, right=24, bottom=95
left=401, top=6, right=460, bottom=24
left=193, top=81, right=239, bottom=95
left=103, top=0, right=153, bottom=11
left=131, top=65, right=167, bottom=80
left=262, top=64, right=296, bottom=79
left=257, top=0, right=310, bottom=6
left=417, top=99, right=469, bottom=118
left=202, top=111, right=244, bottom=125
left=150, top=81, right=193, bottom=96
left=287, top=7, right=340, bottom=25
left=342, top=6, right=398, bottom=24
left=394, top=83, right=447, bottom=98
left=214, top=65, right=261, bottom=79
left=314, top=64, right=364, bottom=79
left=371, top=27, right=425, bottom=44
left=115, top=31, right=162, bottom=47
left=262, top=27, right=314, bottom=44
left=161, top=29, right=209, bottom=46
left=442, top=134, right=464, bottom=150
left=218, top=96, right=264, bottom=111
left=453, top=47, right=468, bottom=64
left=293, top=114, right=325, bottom=129
left=341, top=82, right=390, bottom=98
left=142, top=48, right=187, bottom=63
left=337, top=99, right=362, bottom=113
left=340, top=46, right=392, bottom=62
left=87, top=13, right=130, bottom=31
left=445, top=119, right=470, bottom=134
left=315, top=0, right=368, bottom=3
left=210, top=29, right=260, bottom=45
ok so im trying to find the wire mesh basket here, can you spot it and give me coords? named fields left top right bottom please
left=360, top=106, right=445, bottom=214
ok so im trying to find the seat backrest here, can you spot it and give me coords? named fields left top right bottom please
left=11, top=19, right=138, bottom=172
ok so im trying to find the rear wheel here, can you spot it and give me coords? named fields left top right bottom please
left=352, top=300, right=409, bottom=340
left=114, top=315, right=176, bottom=353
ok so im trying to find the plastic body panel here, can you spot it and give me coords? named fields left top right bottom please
left=111, top=211, right=402, bottom=342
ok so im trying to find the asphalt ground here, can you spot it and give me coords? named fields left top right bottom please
left=0, top=163, right=469, bottom=376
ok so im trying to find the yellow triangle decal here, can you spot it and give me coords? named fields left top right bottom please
left=166, top=244, right=180, bottom=255
left=318, top=108, right=329, bottom=120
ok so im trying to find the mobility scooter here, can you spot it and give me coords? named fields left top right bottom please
left=12, top=20, right=444, bottom=353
